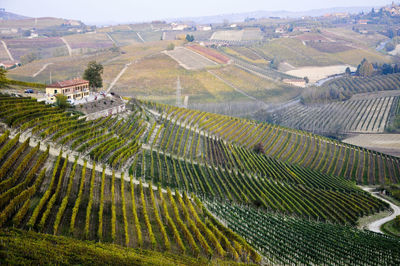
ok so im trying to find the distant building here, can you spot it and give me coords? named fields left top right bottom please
left=197, top=25, right=212, bottom=31
left=46, top=78, right=90, bottom=102
left=275, top=26, right=286, bottom=34
left=358, top=19, right=370, bottom=25
left=171, top=23, right=189, bottom=31
left=63, top=20, right=81, bottom=26
left=294, top=27, right=311, bottom=32
left=283, top=78, right=306, bottom=88
left=0, top=61, right=20, bottom=70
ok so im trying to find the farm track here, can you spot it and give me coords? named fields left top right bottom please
left=60, top=37, right=72, bottom=56
left=107, top=63, right=131, bottom=93
left=107, top=52, right=160, bottom=92
left=106, top=33, right=117, bottom=45
left=136, top=32, right=145, bottom=43
left=32, top=63, right=53, bottom=78
left=362, top=187, right=400, bottom=234
left=1, top=40, right=14, bottom=61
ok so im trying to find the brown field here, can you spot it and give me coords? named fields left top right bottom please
left=343, top=134, right=400, bottom=157
left=211, top=65, right=303, bottom=103
left=294, top=33, right=330, bottom=42
left=0, top=17, right=67, bottom=29
left=63, top=32, right=114, bottom=51
left=113, top=53, right=246, bottom=104
left=307, top=41, right=353, bottom=53
left=285, top=65, right=356, bottom=83
left=254, top=37, right=390, bottom=67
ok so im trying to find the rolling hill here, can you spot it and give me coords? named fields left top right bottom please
left=0, top=94, right=399, bottom=264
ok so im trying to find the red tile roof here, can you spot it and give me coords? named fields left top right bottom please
left=47, top=78, right=89, bottom=88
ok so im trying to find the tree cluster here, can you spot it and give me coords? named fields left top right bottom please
left=83, top=61, right=103, bottom=89
left=185, top=34, right=194, bottom=42
left=355, top=59, right=374, bottom=77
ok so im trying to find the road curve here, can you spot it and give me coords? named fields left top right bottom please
left=362, top=187, right=400, bottom=234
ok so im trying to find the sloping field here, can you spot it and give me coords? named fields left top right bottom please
left=210, top=65, right=303, bottom=103
left=0, top=95, right=399, bottom=265
left=210, top=29, right=262, bottom=42
left=323, top=73, right=400, bottom=94
left=343, top=134, right=400, bottom=157
left=211, top=30, right=243, bottom=41
left=272, top=91, right=400, bottom=133
left=108, top=31, right=142, bottom=46
left=63, top=32, right=114, bottom=52
left=322, top=27, right=388, bottom=49
left=149, top=102, right=400, bottom=185
left=164, top=47, right=218, bottom=70
left=254, top=38, right=390, bottom=67
left=4, top=37, right=67, bottom=60
left=113, top=53, right=246, bottom=104
left=285, top=65, right=356, bottom=83
left=0, top=17, right=67, bottom=29
left=8, top=50, right=119, bottom=84
left=187, top=45, right=230, bottom=64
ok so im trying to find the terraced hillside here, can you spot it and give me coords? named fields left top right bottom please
left=272, top=91, right=400, bottom=134
left=0, top=94, right=399, bottom=264
left=0, top=133, right=259, bottom=263
left=323, top=72, right=400, bottom=94
left=147, top=102, right=400, bottom=185
left=206, top=200, right=400, bottom=265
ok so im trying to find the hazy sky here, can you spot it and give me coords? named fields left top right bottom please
left=2, top=0, right=393, bottom=24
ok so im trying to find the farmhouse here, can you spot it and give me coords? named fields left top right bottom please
left=0, top=60, right=20, bottom=70
left=46, top=78, right=90, bottom=102
left=358, top=19, right=370, bottom=25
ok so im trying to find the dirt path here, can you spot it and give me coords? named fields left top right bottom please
left=107, top=62, right=131, bottom=93
left=207, top=70, right=267, bottom=107
left=136, top=32, right=145, bottom=43
left=32, top=63, right=53, bottom=78
left=361, top=187, right=400, bottom=234
left=1, top=40, right=14, bottom=61
left=106, top=33, right=117, bottom=45
left=60, top=37, right=72, bottom=56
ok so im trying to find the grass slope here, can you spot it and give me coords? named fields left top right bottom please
left=0, top=228, right=216, bottom=266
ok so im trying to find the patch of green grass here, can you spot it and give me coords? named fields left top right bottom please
left=0, top=228, right=238, bottom=265
left=381, top=219, right=400, bottom=238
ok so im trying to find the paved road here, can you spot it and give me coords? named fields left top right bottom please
left=362, top=187, right=400, bottom=234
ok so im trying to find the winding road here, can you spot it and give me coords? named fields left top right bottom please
left=362, top=187, right=400, bottom=234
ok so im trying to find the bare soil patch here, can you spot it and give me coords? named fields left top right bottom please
left=343, top=134, right=400, bottom=157
left=285, top=65, right=356, bottom=83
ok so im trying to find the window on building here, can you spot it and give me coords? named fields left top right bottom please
left=54, top=89, right=58, bottom=94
